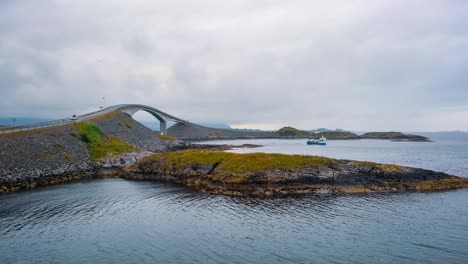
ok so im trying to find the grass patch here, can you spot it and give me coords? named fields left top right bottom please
left=159, top=134, right=177, bottom=142
left=143, top=149, right=231, bottom=170
left=75, top=122, right=136, bottom=160
left=143, top=150, right=336, bottom=174
left=75, top=122, right=103, bottom=144
left=412, top=178, right=468, bottom=191
left=87, top=137, right=136, bottom=160
left=217, top=153, right=335, bottom=174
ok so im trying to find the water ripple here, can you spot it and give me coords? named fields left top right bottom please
left=1, top=180, right=468, bottom=264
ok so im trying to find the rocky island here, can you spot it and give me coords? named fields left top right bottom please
left=168, top=123, right=430, bottom=141
left=0, top=111, right=463, bottom=195
left=360, top=132, right=430, bottom=142
left=114, top=150, right=467, bottom=197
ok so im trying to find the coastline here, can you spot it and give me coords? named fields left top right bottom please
left=0, top=112, right=460, bottom=196
left=3, top=148, right=467, bottom=197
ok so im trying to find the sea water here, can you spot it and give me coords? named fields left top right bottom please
left=1, top=133, right=467, bottom=264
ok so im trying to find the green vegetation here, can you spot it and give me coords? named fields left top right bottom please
left=143, top=149, right=336, bottom=174
left=159, top=134, right=177, bottom=142
left=413, top=178, right=468, bottom=191
left=360, top=132, right=429, bottom=141
left=76, top=122, right=104, bottom=144
left=218, top=152, right=336, bottom=174
left=274, top=126, right=358, bottom=139
left=75, top=122, right=136, bottom=160
left=275, top=126, right=310, bottom=137
left=360, top=132, right=405, bottom=138
left=144, top=150, right=231, bottom=170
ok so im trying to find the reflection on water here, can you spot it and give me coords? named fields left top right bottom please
left=1, top=179, right=468, bottom=264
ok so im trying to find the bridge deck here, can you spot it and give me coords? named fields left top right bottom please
left=0, top=104, right=185, bottom=134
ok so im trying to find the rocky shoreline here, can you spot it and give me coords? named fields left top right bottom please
left=61, top=149, right=468, bottom=197
left=130, top=150, right=468, bottom=197
left=2, top=148, right=468, bottom=196
left=0, top=144, right=257, bottom=193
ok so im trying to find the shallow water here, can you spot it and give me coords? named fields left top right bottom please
left=1, top=133, right=468, bottom=264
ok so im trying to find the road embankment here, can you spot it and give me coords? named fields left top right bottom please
left=0, top=112, right=174, bottom=193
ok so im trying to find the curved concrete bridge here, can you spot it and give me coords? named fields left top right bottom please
left=0, top=104, right=186, bottom=135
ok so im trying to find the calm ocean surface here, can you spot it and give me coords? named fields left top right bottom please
left=1, top=133, right=467, bottom=264
left=203, top=132, right=468, bottom=178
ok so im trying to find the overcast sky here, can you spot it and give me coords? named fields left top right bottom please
left=1, top=0, right=467, bottom=131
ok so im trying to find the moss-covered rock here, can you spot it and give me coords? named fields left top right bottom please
left=134, top=150, right=468, bottom=197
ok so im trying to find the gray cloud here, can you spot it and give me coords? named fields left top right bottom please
left=1, top=0, right=467, bottom=131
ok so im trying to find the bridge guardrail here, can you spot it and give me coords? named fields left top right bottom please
left=0, top=107, right=115, bottom=135
left=0, top=118, right=76, bottom=134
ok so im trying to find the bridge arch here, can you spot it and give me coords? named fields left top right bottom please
left=0, top=104, right=186, bottom=135
left=106, top=104, right=186, bottom=135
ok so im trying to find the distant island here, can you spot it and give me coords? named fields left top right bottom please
left=168, top=123, right=431, bottom=142
left=308, top=128, right=350, bottom=133
left=360, top=132, right=430, bottom=142
left=276, top=127, right=430, bottom=141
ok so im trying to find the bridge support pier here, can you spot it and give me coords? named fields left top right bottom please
left=160, top=120, right=167, bottom=135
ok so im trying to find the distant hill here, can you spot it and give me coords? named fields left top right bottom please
left=360, top=132, right=430, bottom=142
left=275, top=126, right=311, bottom=137
left=166, top=123, right=432, bottom=141
left=361, top=132, right=405, bottom=138
left=275, top=126, right=359, bottom=139
left=309, top=128, right=350, bottom=133
left=231, top=128, right=266, bottom=132
left=314, top=131, right=359, bottom=139
left=168, top=122, right=274, bottom=140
